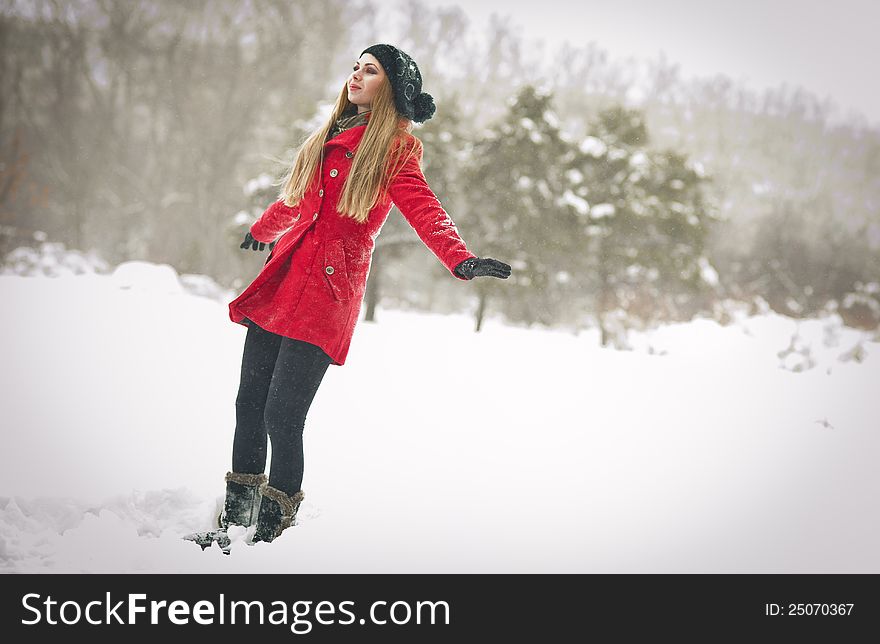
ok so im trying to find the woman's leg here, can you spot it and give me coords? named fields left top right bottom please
left=232, top=319, right=283, bottom=474
left=263, top=338, right=332, bottom=496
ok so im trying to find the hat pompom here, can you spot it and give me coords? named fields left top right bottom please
left=412, top=92, right=436, bottom=123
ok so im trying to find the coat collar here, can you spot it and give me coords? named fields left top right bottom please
left=324, top=123, right=368, bottom=152
left=324, top=110, right=371, bottom=151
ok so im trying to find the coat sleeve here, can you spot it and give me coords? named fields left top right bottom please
left=250, top=199, right=299, bottom=243
left=387, top=146, right=477, bottom=281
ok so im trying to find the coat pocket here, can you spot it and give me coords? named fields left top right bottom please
left=322, top=238, right=352, bottom=302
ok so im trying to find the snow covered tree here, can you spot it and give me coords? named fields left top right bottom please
left=569, top=105, right=716, bottom=345
left=461, top=85, right=580, bottom=330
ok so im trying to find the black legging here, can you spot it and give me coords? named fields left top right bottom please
left=232, top=318, right=332, bottom=496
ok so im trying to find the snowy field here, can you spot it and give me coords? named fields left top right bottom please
left=1, top=260, right=878, bottom=573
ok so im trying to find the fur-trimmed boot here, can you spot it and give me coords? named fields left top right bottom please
left=183, top=471, right=268, bottom=553
left=219, top=471, right=268, bottom=528
left=252, top=485, right=305, bottom=544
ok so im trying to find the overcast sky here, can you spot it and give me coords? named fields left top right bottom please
left=379, top=0, right=880, bottom=128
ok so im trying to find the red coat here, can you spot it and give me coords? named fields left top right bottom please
left=228, top=121, right=477, bottom=366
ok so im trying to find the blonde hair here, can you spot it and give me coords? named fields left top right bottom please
left=276, top=76, right=423, bottom=224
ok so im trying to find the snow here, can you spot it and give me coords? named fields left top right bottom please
left=842, top=285, right=880, bottom=314
left=244, top=173, right=275, bottom=196
left=516, top=175, right=533, bottom=190
left=591, top=203, right=616, bottom=218
left=698, top=256, right=720, bottom=287
left=578, top=136, right=607, bottom=157
left=560, top=189, right=590, bottom=215
left=543, top=110, right=560, bottom=129
left=565, top=168, right=584, bottom=185
left=690, top=159, right=707, bottom=178
left=2, top=242, right=109, bottom=277
left=110, top=260, right=185, bottom=294
left=629, top=151, right=649, bottom=169
left=0, top=264, right=878, bottom=573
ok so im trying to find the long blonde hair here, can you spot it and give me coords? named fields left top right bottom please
left=276, top=76, right=423, bottom=224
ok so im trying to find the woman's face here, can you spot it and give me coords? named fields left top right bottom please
left=347, top=53, right=385, bottom=112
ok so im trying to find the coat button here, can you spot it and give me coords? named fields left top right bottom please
left=345, top=151, right=353, bottom=158
left=318, top=189, right=324, bottom=197
left=325, top=265, right=334, bottom=275
left=313, top=212, right=318, bottom=220
left=329, top=169, right=338, bottom=177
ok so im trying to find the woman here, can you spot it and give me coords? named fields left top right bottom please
left=185, top=44, right=511, bottom=551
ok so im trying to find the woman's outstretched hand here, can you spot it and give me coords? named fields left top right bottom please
left=454, top=257, right=512, bottom=280
left=240, top=231, right=276, bottom=252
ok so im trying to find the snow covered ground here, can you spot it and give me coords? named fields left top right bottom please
left=1, top=261, right=878, bottom=573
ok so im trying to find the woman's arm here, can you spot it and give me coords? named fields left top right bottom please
left=387, top=144, right=476, bottom=281
left=250, top=199, right=299, bottom=244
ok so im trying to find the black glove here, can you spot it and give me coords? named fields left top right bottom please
left=240, top=231, right=276, bottom=252
left=454, top=257, right=511, bottom=280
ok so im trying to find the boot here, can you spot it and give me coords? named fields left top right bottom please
left=252, top=485, right=305, bottom=544
left=219, top=471, right=268, bottom=528
left=183, top=471, right=268, bottom=553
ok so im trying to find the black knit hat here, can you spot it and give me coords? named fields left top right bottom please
left=360, top=44, right=436, bottom=123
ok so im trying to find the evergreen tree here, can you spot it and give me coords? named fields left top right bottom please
left=569, top=105, right=716, bottom=345
left=462, top=85, right=579, bottom=330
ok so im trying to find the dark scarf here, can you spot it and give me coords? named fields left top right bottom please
left=327, top=105, right=371, bottom=142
